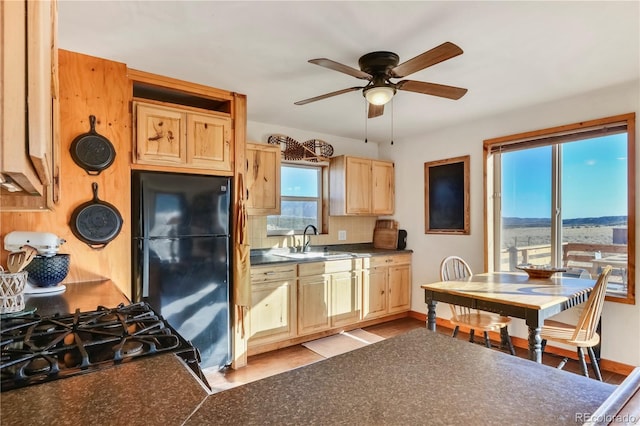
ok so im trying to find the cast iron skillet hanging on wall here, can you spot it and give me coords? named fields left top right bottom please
left=70, top=182, right=123, bottom=248
left=70, top=115, right=116, bottom=175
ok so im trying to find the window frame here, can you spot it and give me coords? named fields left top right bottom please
left=484, top=113, right=636, bottom=304
left=266, top=162, right=324, bottom=236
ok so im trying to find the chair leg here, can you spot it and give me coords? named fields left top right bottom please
left=577, top=347, right=590, bottom=378
left=469, top=329, right=475, bottom=343
left=557, top=357, right=569, bottom=370
left=483, top=331, right=492, bottom=348
left=500, top=327, right=516, bottom=356
left=587, top=346, right=604, bottom=381
left=452, top=326, right=459, bottom=338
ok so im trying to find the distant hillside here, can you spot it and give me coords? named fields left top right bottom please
left=503, top=216, right=627, bottom=228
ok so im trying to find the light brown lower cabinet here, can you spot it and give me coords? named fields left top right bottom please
left=248, top=265, right=297, bottom=346
left=330, top=270, right=361, bottom=327
left=248, top=254, right=410, bottom=352
left=297, top=273, right=331, bottom=335
left=362, top=254, right=412, bottom=320
left=297, top=259, right=359, bottom=335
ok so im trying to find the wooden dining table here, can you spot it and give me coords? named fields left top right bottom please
left=421, top=272, right=595, bottom=363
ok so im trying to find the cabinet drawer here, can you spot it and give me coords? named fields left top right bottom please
left=364, top=254, right=412, bottom=268
left=298, top=259, right=355, bottom=277
left=250, top=265, right=297, bottom=283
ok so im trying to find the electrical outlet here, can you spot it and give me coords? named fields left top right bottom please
left=338, top=230, right=347, bottom=241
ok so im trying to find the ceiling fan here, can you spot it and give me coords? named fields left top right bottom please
left=294, top=42, right=467, bottom=118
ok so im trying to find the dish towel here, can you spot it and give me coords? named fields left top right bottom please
left=233, top=174, right=251, bottom=337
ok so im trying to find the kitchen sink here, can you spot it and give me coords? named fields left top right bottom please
left=274, top=251, right=353, bottom=260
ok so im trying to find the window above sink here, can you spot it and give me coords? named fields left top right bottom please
left=268, top=163, right=323, bottom=235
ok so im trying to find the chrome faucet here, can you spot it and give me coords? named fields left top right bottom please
left=302, top=224, right=318, bottom=252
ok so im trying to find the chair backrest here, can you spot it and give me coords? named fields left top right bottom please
left=440, top=256, right=472, bottom=281
left=571, top=266, right=612, bottom=342
left=440, top=256, right=473, bottom=319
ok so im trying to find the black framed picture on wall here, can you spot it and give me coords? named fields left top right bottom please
left=424, top=155, right=470, bottom=235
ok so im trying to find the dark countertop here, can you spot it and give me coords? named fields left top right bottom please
left=1, top=353, right=209, bottom=426
left=2, top=280, right=211, bottom=426
left=250, top=243, right=413, bottom=266
left=0, top=319, right=622, bottom=425
left=187, top=328, right=615, bottom=426
left=3, top=277, right=626, bottom=425
left=23, top=279, right=130, bottom=316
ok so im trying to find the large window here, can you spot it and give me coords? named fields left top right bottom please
left=485, top=113, right=635, bottom=304
left=267, top=163, right=322, bottom=235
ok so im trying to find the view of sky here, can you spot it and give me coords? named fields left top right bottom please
left=501, top=133, right=628, bottom=220
left=280, top=165, right=318, bottom=197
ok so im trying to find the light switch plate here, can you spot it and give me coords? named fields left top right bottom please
left=338, top=230, right=347, bottom=241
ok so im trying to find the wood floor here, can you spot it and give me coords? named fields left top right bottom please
left=204, top=317, right=627, bottom=392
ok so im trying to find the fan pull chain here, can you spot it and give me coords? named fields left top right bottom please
left=364, top=100, right=368, bottom=143
left=390, top=99, right=394, bottom=145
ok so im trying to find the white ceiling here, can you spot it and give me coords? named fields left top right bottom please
left=57, top=1, right=639, bottom=144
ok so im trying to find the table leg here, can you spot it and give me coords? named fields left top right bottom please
left=427, top=301, right=437, bottom=331
left=527, top=326, right=543, bottom=363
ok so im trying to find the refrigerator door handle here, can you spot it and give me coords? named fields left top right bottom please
left=142, top=241, right=150, bottom=298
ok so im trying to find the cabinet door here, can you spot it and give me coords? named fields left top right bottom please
left=362, top=266, right=388, bottom=320
left=298, top=274, right=331, bottom=335
left=249, top=280, right=296, bottom=346
left=246, top=143, right=281, bottom=215
left=330, top=271, right=361, bottom=327
left=371, top=160, right=394, bottom=215
left=345, top=157, right=372, bottom=214
left=187, top=112, right=232, bottom=171
left=135, top=103, right=186, bottom=165
left=388, top=264, right=411, bottom=313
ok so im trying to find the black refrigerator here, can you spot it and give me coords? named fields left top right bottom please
left=132, top=171, right=232, bottom=370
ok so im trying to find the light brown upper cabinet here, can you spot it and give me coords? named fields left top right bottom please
left=245, top=142, right=280, bottom=215
left=1, top=0, right=59, bottom=210
left=133, top=101, right=232, bottom=172
left=329, top=155, right=395, bottom=216
left=371, top=160, right=395, bottom=215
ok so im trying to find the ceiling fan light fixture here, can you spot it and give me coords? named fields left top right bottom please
left=364, top=86, right=396, bottom=106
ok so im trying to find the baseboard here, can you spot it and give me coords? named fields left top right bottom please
left=408, top=310, right=634, bottom=376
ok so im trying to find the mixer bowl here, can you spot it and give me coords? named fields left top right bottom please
left=24, top=254, right=70, bottom=287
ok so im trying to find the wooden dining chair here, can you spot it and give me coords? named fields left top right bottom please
left=440, top=256, right=516, bottom=355
left=540, top=265, right=612, bottom=381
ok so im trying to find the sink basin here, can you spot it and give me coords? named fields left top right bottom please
left=275, top=251, right=352, bottom=260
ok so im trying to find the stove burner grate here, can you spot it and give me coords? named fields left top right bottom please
left=0, top=302, right=196, bottom=391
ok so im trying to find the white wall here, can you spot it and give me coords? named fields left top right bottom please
left=381, top=79, right=640, bottom=366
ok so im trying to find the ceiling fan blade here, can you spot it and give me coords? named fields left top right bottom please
left=368, top=103, right=384, bottom=118
left=391, top=42, right=463, bottom=78
left=397, top=80, right=468, bottom=100
left=294, top=86, right=363, bottom=105
left=309, top=58, right=372, bottom=80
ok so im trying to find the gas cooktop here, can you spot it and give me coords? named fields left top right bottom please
left=0, top=302, right=209, bottom=391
